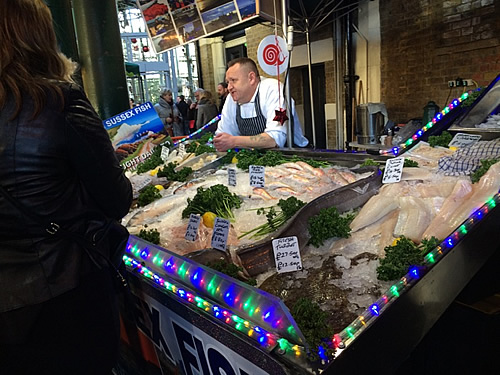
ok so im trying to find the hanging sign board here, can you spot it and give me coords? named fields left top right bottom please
left=257, top=35, right=289, bottom=76
left=103, top=101, right=166, bottom=171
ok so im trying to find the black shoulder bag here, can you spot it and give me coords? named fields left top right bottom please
left=0, top=184, right=129, bottom=287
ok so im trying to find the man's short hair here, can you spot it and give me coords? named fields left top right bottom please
left=227, top=57, right=260, bottom=78
left=218, top=82, right=228, bottom=89
left=194, top=88, right=204, bottom=94
left=160, top=88, right=172, bottom=96
left=179, top=95, right=185, bottom=100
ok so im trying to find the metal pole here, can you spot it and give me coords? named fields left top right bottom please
left=305, top=19, right=317, bottom=149
left=282, top=0, right=293, bottom=148
left=72, top=0, right=129, bottom=119
left=334, top=16, right=345, bottom=150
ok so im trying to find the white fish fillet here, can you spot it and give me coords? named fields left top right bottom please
left=393, top=196, right=433, bottom=243
left=421, top=178, right=473, bottom=240
left=350, top=195, right=399, bottom=232
left=444, top=162, right=500, bottom=233
left=401, top=167, right=433, bottom=181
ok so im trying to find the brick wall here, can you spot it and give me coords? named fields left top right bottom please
left=380, top=0, right=500, bottom=123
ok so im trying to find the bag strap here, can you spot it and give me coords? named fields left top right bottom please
left=0, top=184, right=127, bottom=287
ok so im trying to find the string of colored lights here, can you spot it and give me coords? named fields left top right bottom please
left=331, top=189, right=500, bottom=349
left=172, top=115, right=221, bottom=147
left=124, top=236, right=305, bottom=346
left=379, top=91, right=475, bottom=157
left=123, top=254, right=306, bottom=358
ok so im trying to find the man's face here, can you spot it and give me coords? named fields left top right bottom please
left=162, top=92, right=172, bottom=101
left=226, top=63, right=257, bottom=104
left=194, top=91, right=201, bottom=101
left=217, top=84, right=226, bottom=96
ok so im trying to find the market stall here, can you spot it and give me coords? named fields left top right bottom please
left=115, top=73, right=500, bottom=374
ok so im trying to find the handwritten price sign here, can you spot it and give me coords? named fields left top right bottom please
left=249, top=165, right=265, bottom=187
left=184, top=214, right=201, bottom=241
left=228, top=168, right=237, bottom=187
left=382, top=157, right=404, bottom=184
left=448, top=133, right=481, bottom=148
left=210, top=217, right=230, bottom=252
left=272, top=236, right=302, bottom=273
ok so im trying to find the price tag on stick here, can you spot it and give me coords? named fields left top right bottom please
left=228, top=168, right=237, bottom=186
left=249, top=165, right=265, bottom=187
left=160, top=146, right=170, bottom=161
left=185, top=214, right=201, bottom=241
left=382, top=157, right=404, bottom=184
left=211, top=217, right=230, bottom=252
left=272, top=236, right=303, bottom=273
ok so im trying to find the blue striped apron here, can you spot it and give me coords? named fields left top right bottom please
left=235, top=89, right=267, bottom=136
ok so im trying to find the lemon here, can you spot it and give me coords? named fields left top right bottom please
left=149, top=167, right=160, bottom=176
left=231, top=156, right=238, bottom=164
left=202, top=212, right=217, bottom=228
left=391, top=237, right=401, bottom=246
left=154, top=184, right=164, bottom=191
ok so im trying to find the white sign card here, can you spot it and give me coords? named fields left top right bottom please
left=272, top=236, right=303, bottom=273
left=210, top=217, right=230, bottom=252
left=160, top=146, right=170, bottom=161
left=228, top=168, right=237, bottom=187
left=135, top=177, right=153, bottom=192
left=178, top=143, right=186, bottom=158
left=382, top=157, right=405, bottom=184
left=448, top=133, right=481, bottom=148
left=184, top=214, right=201, bottom=241
left=249, top=165, right=265, bottom=187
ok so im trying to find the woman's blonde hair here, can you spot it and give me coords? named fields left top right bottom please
left=0, top=0, right=76, bottom=119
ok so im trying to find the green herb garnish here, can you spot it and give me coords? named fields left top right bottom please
left=137, top=185, right=162, bottom=207
left=377, top=236, right=440, bottom=281
left=291, top=298, right=335, bottom=362
left=238, top=197, right=306, bottom=239
left=137, top=225, right=160, bottom=244
left=206, top=260, right=256, bottom=286
left=428, top=131, right=452, bottom=148
left=157, top=162, right=193, bottom=182
left=307, top=207, right=354, bottom=247
left=404, top=159, right=419, bottom=167
left=182, top=184, right=242, bottom=221
left=136, top=146, right=163, bottom=174
left=361, top=159, right=379, bottom=167
left=470, top=159, right=499, bottom=183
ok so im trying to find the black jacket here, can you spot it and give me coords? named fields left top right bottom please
left=0, top=83, right=132, bottom=313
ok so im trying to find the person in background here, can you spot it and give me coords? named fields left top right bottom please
left=176, top=94, right=189, bottom=135
left=196, top=90, right=219, bottom=133
left=217, top=81, right=228, bottom=114
left=154, top=88, right=183, bottom=136
left=214, top=57, right=309, bottom=151
left=0, top=1, right=133, bottom=373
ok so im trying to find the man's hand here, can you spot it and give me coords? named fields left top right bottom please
left=214, top=132, right=235, bottom=152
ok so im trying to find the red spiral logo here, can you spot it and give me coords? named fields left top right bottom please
left=263, top=44, right=280, bottom=65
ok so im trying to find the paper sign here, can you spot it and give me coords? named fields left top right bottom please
left=178, top=143, right=186, bottom=158
left=160, top=146, right=170, bottom=161
left=185, top=214, right=201, bottom=241
left=228, top=168, right=237, bottom=187
left=448, top=133, right=481, bottom=148
left=272, top=236, right=302, bottom=273
left=249, top=165, right=265, bottom=187
left=135, top=177, right=153, bottom=191
left=210, top=217, right=230, bottom=252
left=382, top=157, right=404, bottom=184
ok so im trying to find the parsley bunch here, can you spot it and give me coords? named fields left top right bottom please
left=137, top=226, right=160, bottom=244
left=136, top=146, right=163, bottom=174
left=157, top=162, right=193, bottom=182
left=181, top=184, right=242, bottom=221
left=137, top=185, right=162, bottom=207
left=238, top=197, right=306, bottom=239
left=291, top=298, right=335, bottom=362
left=307, top=207, right=354, bottom=247
left=377, top=236, right=440, bottom=281
left=428, top=131, right=452, bottom=148
left=470, top=159, right=498, bottom=183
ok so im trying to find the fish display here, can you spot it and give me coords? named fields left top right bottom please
left=126, top=157, right=374, bottom=256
